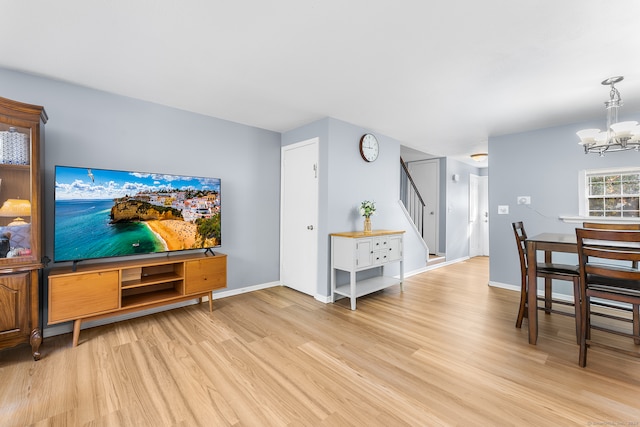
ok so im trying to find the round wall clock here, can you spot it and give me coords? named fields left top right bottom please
left=359, top=133, right=379, bottom=162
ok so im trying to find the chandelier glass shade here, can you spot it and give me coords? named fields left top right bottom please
left=577, top=76, right=640, bottom=156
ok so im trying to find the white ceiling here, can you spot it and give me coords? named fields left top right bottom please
left=3, top=1, right=640, bottom=166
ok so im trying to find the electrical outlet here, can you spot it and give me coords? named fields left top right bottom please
left=498, top=205, right=509, bottom=214
left=517, top=196, right=531, bottom=205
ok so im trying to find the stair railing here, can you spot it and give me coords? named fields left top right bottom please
left=399, top=157, right=426, bottom=239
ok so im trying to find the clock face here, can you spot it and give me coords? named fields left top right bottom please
left=359, top=133, right=379, bottom=162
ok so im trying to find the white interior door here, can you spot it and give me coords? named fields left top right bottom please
left=280, top=138, right=318, bottom=296
left=469, top=174, right=489, bottom=256
left=479, top=176, right=489, bottom=255
left=407, top=159, right=439, bottom=254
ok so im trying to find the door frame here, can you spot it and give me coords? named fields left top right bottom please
left=279, top=137, right=319, bottom=297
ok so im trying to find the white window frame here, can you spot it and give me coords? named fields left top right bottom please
left=578, top=166, right=640, bottom=218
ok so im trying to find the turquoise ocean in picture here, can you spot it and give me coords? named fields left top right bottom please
left=54, top=199, right=164, bottom=262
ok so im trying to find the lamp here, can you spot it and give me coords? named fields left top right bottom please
left=0, top=199, right=31, bottom=225
left=470, top=153, right=488, bottom=162
left=577, top=76, right=640, bottom=156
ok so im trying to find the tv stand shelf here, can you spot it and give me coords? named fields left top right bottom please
left=48, top=252, right=226, bottom=346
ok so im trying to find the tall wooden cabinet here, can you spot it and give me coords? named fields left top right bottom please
left=0, top=97, right=47, bottom=360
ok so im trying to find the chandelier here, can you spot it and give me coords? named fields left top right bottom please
left=576, top=76, right=640, bottom=156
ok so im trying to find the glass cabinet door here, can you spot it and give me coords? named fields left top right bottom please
left=0, top=98, right=45, bottom=269
left=0, top=125, right=34, bottom=262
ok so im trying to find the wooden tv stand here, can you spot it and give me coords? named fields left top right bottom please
left=47, top=252, right=226, bottom=346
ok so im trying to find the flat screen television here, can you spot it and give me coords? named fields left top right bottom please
left=54, top=165, right=221, bottom=263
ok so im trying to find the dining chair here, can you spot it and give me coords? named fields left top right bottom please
left=575, top=228, right=640, bottom=367
left=512, top=222, right=581, bottom=341
left=581, top=222, right=640, bottom=346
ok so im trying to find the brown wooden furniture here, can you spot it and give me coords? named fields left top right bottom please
left=582, top=222, right=640, bottom=343
left=0, top=97, right=47, bottom=360
left=575, top=228, right=640, bottom=367
left=524, top=231, right=578, bottom=345
left=48, top=252, right=226, bottom=346
left=583, top=222, right=640, bottom=230
left=512, top=222, right=580, bottom=342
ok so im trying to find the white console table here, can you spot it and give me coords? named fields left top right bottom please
left=330, top=230, right=405, bottom=310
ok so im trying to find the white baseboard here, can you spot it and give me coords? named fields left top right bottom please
left=488, top=281, right=520, bottom=292
left=315, top=294, right=332, bottom=303
left=489, top=280, right=575, bottom=303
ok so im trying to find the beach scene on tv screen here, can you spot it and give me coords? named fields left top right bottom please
left=54, top=166, right=221, bottom=262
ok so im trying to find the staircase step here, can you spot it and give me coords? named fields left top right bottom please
left=427, top=255, right=445, bottom=266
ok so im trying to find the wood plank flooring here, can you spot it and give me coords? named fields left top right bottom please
left=1, top=257, right=640, bottom=426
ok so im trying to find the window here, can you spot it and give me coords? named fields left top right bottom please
left=583, top=168, right=640, bottom=217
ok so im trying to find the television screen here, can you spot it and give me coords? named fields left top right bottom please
left=54, top=165, right=221, bottom=263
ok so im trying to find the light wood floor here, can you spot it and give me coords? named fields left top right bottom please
left=2, top=257, right=640, bottom=426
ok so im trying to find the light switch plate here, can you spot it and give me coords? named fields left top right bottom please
left=498, top=205, right=509, bottom=215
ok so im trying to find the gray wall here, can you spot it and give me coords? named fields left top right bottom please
left=283, top=117, right=428, bottom=296
left=0, top=68, right=282, bottom=305
left=489, top=116, right=640, bottom=294
left=402, top=155, right=484, bottom=260
left=445, top=158, right=484, bottom=261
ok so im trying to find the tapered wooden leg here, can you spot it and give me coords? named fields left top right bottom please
left=30, top=328, right=42, bottom=361
left=73, top=319, right=82, bottom=347
left=208, top=292, right=213, bottom=312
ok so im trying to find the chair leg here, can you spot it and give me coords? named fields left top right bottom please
left=572, top=277, right=581, bottom=345
left=544, top=277, right=552, bottom=314
left=579, top=296, right=589, bottom=367
left=633, top=304, right=640, bottom=346
left=515, top=277, right=527, bottom=328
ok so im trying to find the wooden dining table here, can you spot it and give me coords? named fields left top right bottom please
left=525, top=232, right=577, bottom=345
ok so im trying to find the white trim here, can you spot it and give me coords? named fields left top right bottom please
left=405, top=256, right=470, bottom=276
left=314, top=294, right=332, bottom=304
left=489, top=281, right=575, bottom=303
left=488, top=281, right=519, bottom=292
left=577, top=166, right=640, bottom=217
left=559, top=215, right=640, bottom=224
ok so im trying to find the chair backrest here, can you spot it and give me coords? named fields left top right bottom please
left=582, top=223, right=640, bottom=267
left=575, top=228, right=640, bottom=286
left=582, top=222, right=640, bottom=230
left=512, top=222, right=528, bottom=275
